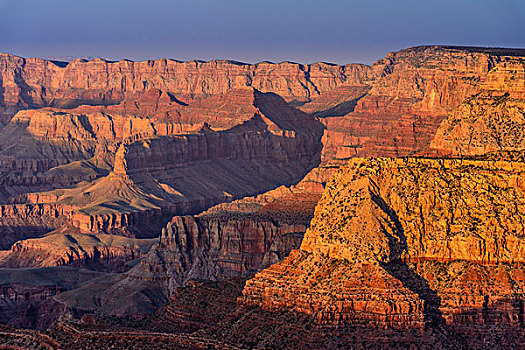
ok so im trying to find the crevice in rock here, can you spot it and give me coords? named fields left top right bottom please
left=370, top=183, right=446, bottom=327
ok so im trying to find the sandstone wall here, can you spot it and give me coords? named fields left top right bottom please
left=430, top=57, right=525, bottom=155
left=0, top=203, right=74, bottom=249
left=242, top=156, right=525, bottom=328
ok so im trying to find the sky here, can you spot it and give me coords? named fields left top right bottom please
left=1, top=0, right=524, bottom=65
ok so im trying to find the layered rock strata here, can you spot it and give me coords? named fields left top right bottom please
left=0, top=45, right=524, bottom=347
left=0, top=88, right=323, bottom=239
left=431, top=56, right=525, bottom=155
left=0, top=203, right=74, bottom=249
left=0, top=52, right=370, bottom=125
left=1, top=46, right=524, bottom=241
left=291, top=47, right=525, bottom=206
left=142, top=213, right=306, bottom=286
left=0, top=232, right=156, bottom=271
left=53, top=209, right=309, bottom=316
left=242, top=156, right=525, bottom=329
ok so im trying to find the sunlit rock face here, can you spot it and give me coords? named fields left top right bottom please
left=242, top=155, right=525, bottom=328
left=0, top=87, right=324, bottom=244
left=0, top=46, right=523, bottom=244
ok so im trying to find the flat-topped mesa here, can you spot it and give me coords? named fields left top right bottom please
left=0, top=52, right=371, bottom=125
left=242, top=156, right=525, bottom=328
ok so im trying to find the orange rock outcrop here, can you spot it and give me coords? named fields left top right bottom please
left=0, top=45, right=524, bottom=347
left=242, top=155, right=525, bottom=328
left=430, top=56, right=525, bottom=155
left=1, top=46, right=524, bottom=244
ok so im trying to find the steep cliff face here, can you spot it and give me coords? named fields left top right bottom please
left=431, top=57, right=525, bottom=155
left=0, top=203, right=74, bottom=249
left=2, top=47, right=523, bottom=191
left=3, top=277, right=514, bottom=350
left=0, top=46, right=524, bottom=347
left=1, top=46, right=523, bottom=240
left=317, top=47, right=485, bottom=160
left=242, top=155, right=525, bottom=328
left=268, top=46, right=525, bottom=208
left=300, top=47, right=525, bottom=180
left=0, top=53, right=370, bottom=125
left=301, top=157, right=525, bottom=263
left=136, top=213, right=305, bottom=287
left=431, top=92, right=525, bottom=155
left=7, top=87, right=273, bottom=144
left=0, top=87, right=267, bottom=174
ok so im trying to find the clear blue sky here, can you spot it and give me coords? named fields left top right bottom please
left=1, top=0, right=524, bottom=65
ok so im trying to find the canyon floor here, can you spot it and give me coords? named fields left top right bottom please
left=0, top=45, right=524, bottom=349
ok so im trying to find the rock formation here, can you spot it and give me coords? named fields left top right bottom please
left=0, top=87, right=323, bottom=244
left=0, top=203, right=74, bottom=249
left=431, top=56, right=525, bottom=155
left=52, top=208, right=309, bottom=316
left=0, top=232, right=156, bottom=271
left=285, top=46, right=523, bottom=206
left=242, top=155, right=525, bottom=329
left=0, top=46, right=524, bottom=347
left=0, top=52, right=370, bottom=125
left=143, top=211, right=306, bottom=286
left=1, top=46, right=524, bottom=246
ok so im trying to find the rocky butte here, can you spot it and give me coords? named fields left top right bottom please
left=243, top=156, right=525, bottom=324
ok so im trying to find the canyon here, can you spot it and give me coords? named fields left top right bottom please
left=0, top=86, right=324, bottom=245
left=0, top=45, right=524, bottom=348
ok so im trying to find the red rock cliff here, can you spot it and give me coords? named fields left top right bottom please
left=0, top=53, right=370, bottom=125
